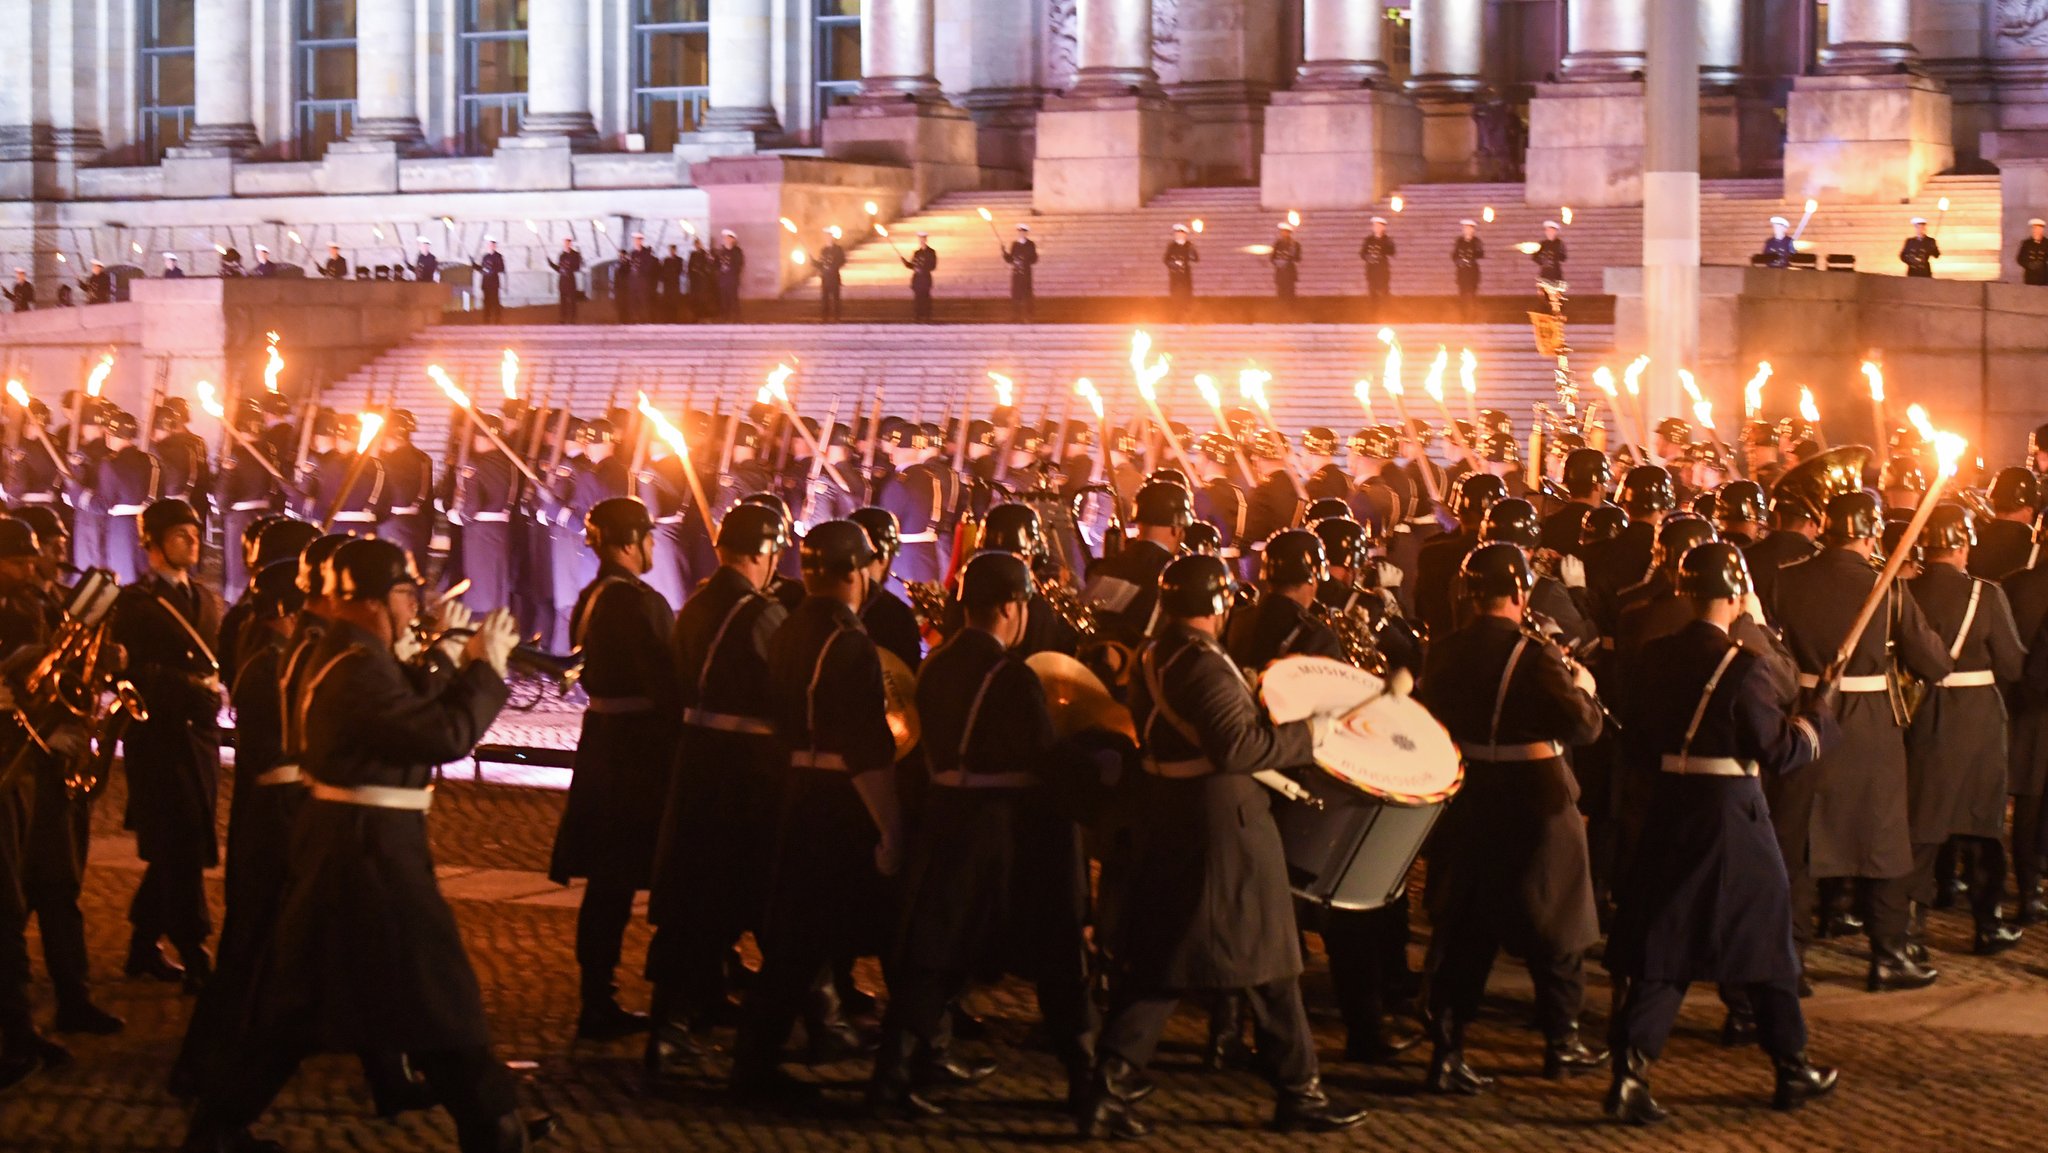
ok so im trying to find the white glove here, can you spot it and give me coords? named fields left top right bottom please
left=1310, top=710, right=1340, bottom=747
left=461, top=608, right=519, bottom=679
left=433, top=599, right=475, bottom=664
left=1571, top=661, right=1598, bottom=698
left=1374, top=560, right=1403, bottom=590
left=1741, top=592, right=1766, bottom=626
left=391, top=627, right=424, bottom=663
left=874, top=835, right=904, bottom=879
left=1385, top=667, right=1415, bottom=700
left=1559, top=554, right=1587, bottom=590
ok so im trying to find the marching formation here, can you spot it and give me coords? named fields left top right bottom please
left=6, top=363, right=2048, bottom=1153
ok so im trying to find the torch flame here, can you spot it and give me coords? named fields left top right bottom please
left=1561, top=206, right=1574, bottom=226
left=1194, top=373, right=1221, bottom=410
left=196, top=381, right=224, bottom=420
left=1934, top=431, right=1966, bottom=478
left=864, top=201, right=880, bottom=217
left=525, top=219, right=540, bottom=234
left=428, top=365, right=473, bottom=411
left=1423, top=346, right=1449, bottom=404
left=287, top=230, right=303, bottom=245
left=1389, top=196, right=1405, bottom=214
left=5, top=380, right=28, bottom=408
left=355, top=411, right=385, bottom=455
left=1678, top=369, right=1702, bottom=405
left=1906, top=403, right=1936, bottom=443
left=131, top=241, right=143, bottom=254
left=263, top=331, right=283, bottom=394
left=637, top=392, right=692, bottom=461
left=372, top=227, right=384, bottom=241
left=1745, top=361, right=1773, bottom=418
left=1594, top=366, right=1618, bottom=397
left=1286, top=210, right=1301, bottom=229
left=85, top=354, right=114, bottom=398
left=1515, top=241, right=1542, bottom=255
left=791, top=250, right=807, bottom=266
left=1798, top=386, right=1820, bottom=425
left=214, top=244, right=227, bottom=256
left=1804, top=199, right=1819, bottom=216
left=1624, top=355, right=1650, bottom=398
left=679, top=220, right=697, bottom=236
left=977, top=207, right=993, bottom=223
left=500, top=349, right=519, bottom=401
left=1694, top=399, right=1715, bottom=431
left=1354, top=378, right=1375, bottom=414
left=1377, top=328, right=1403, bottom=398
left=1459, top=348, right=1478, bottom=397
left=1238, top=368, right=1273, bottom=413
left=988, top=371, right=1015, bottom=409
left=1482, top=206, right=1495, bottom=223
left=1076, top=378, right=1104, bottom=421
left=1861, top=361, right=1884, bottom=404
left=779, top=217, right=798, bottom=234
left=875, top=223, right=890, bottom=239
left=758, top=364, right=795, bottom=406
left=1130, top=332, right=1170, bottom=400
left=1938, top=197, right=1951, bottom=213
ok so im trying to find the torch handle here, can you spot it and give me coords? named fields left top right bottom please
left=1822, top=471, right=1951, bottom=683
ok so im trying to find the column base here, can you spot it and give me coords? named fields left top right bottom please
left=518, top=112, right=599, bottom=148
left=1167, top=80, right=1272, bottom=186
left=160, top=147, right=238, bottom=197
left=821, top=98, right=981, bottom=208
left=676, top=116, right=780, bottom=165
left=1817, top=42, right=1920, bottom=76
left=319, top=139, right=403, bottom=194
left=183, top=123, right=261, bottom=156
left=1524, top=80, right=1646, bottom=207
left=1783, top=72, right=1952, bottom=203
left=495, top=134, right=575, bottom=190
left=1414, top=91, right=1479, bottom=181
left=1031, top=94, right=1184, bottom=213
left=349, top=117, right=425, bottom=149
left=1293, top=61, right=1390, bottom=92
left=1258, top=86, right=1422, bottom=210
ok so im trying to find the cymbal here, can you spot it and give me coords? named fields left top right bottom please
left=877, top=647, right=921, bottom=762
left=1027, top=651, right=1135, bottom=741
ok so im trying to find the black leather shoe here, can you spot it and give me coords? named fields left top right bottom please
left=577, top=999, right=652, bottom=1042
left=1077, top=1059, right=1155, bottom=1140
left=1425, top=1049, right=1494, bottom=1095
left=1343, top=1019, right=1424, bottom=1064
left=1771, top=1054, right=1838, bottom=1111
left=803, top=1021, right=873, bottom=1065
left=1719, top=1009, right=1758, bottom=1048
left=2017, top=896, right=2048, bottom=926
left=1867, top=947, right=1939, bottom=992
left=126, top=940, right=185, bottom=982
left=1604, top=1050, right=1667, bottom=1126
left=1974, top=923, right=2024, bottom=956
left=915, top=1055, right=997, bottom=1087
left=53, top=1000, right=125, bottom=1036
left=1543, top=1029, right=1607, bottom=1079
left=1272, top=1080, right=1369, bottom=1134
left=866, top=1082, right=945, bottom=1120
left=180, top=949, right=213, bottom=996
left=1819, top=911, right=1864, bottom=939
left=1933, top=877, right=1966, bottom=911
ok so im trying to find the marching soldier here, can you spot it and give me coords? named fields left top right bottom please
left=1614, top=517, right=1722, bottom=661
left=849, top=507, right=922, bottom=670
left=477, top=238, right=506, bottom=323
left=1604, top=542, right=1840, bottom=1124
left=1714, top=480, right=1768, bottom=548
left=551, top=499, right=677, bottom=1040
left=442, top=415, right=519, bottom=613
left=1079, top=554, right=1366, bottom=1138
left=1190, top=433, right=1248, bottom=568
left=309, top=415, right=387, bottom=532
left=379, top=410, right=435, bottom=572
left=1584, top=466, right=1672, bottom=635
left=2019, top=218, right=2048, bottom=286
left=1300, top=428, right=1347, bottom=501
left=1770, top=491, right=1951, bottom=989
left=1005, top=224, right=1038, bottom=322
left=93, top=411, right=162, bottom=586
left=113, top=499, right=223, bottom=993
left=8, top=401, right=66, bottom=517
left=1452, top=219, right=1483, bottom=317
left=816, top=227, right=846, bottom=323
left=1240, top=431, right=1304, bottom=561
left=1903, top=506, right=2025, bottom=955
left=1164, top=225, right=1199, bottom=321
left=318, top=243, right=348, bottom=280
left=546, top=420, right=625, bottom=650
left=1901, top=217, right=1939, bottom=278
left=948, top=504, right=1080, bottom=659
left=1761, top=216, right=1797, bottom=268
left=881, top=426, right=953, bottom=585
left=1972, top=467, right=2037, bottom=580
left=1416, top=473, right=1504, bottom=641
left=548, top=238, right=583, bottom=324
left=868, top=551, right=1095, bottom=1118
left=1360, top=217, right=1395, bottom=304
left=153, top=399, right=211, bottom=507
left=1533, top=221, right=1567, bottom=284
left=1270, top=222, right=1303, bottom=303
left=906, top=232, right=939, bottom=323
left=1542, top=448, right=1612, bottom=555
left=1482, top=498, right=1593, bottom=648
left=1416, top=543, right=1606, bottom=1092
left=217, top=404, right=283, bottom=595
left=1745, top=482, right=1822, bottom=617
left=1080, top=480, right=1191, bottom=649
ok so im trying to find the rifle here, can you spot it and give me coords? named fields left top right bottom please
left=290, top=400, right=317, bottom=510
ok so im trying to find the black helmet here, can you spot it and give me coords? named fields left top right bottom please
left=1880, top=517, right=1921, bottom=568
left=1580, top=503, right=1629, bottom=546
left=140, top=498, right=201, bottom=543
left=1312, top=517, right=1368, bottom=570
left=1193, top=431, right=1238, bottom=466
left=8, top=506, right=62, bottom=550
left=1447, top=472, right=1508, bottom=521
left=959, top=551, right=1033, bottom=614
left=1677, top=541, right=1753, bottom=599
left=1261, top=529, right=1328, bottom=587
left=1822, top=491, right=1884, bottom=543
left=299, top=532, right=355, bottom=597
left=1158, top=554, right=1235, bottom=618
left=849, top=506, right=901, bottom=565
left=1618, top=466, right=1677, bottom=517
left=153, top=396, right=190, bottom=429
left=332, top=538, right=420, bottom=600
left=1656, top=515, right=1719, bottom=572
left=981, top=503, right=1045, bottom=560
left=1147, top=466, right=1191, bottom=490
left=715, top=503, right=788, bottom=555
left=1134, top=480, right=1195, bottom=528
left=1690, top=491, right=1719, bottom=521
left=584, top=496, right=654, bottom=549
left=1880, top=455, right=1928, bottom=495
left=1305, top=497, right=1351, bottom=523
left=254, top=518, right=322, bottom=570
left=737, top=490, right=790, bottom=520
left=1301, top=426, right=1340, bottom=456
left=1923, top=503, right=1975, bottom=553
left=252, top=559, right=308, bottom=620
left=1716, top=480, right=1767, bottom=527
left=1990, top=467, right=2040, bottom=515
left=1479, top=498, right=1542, bottom=550
left=103, top=409, right=140, bottom=440
left=574, top=418, right=616, bottom=446
left=387, top=408, right=418, bottom=436
left=1459, top=541, right=1536, bottom=601
left=800, top=519, right=877, bottom=577
left=0, top=517, right=37, bottom=561
left=1181, top=521, right=1223, bottom=556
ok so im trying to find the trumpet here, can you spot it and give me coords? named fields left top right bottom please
left=412, top=623, right=584, bottom=691
left=0, top=569, right=145, bottom=801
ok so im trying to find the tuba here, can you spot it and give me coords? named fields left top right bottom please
left=0, top=570, right=139, bottom=802
left=1769, top=445, right=1874, bottom=526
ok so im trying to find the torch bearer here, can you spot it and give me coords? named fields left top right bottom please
left=320, top=411, right=387, bottom=533
left=1377, top=329, right=1444, bottom=506
left=874, top=222, right=906, bottom=263
left=1129, top=331, right=1199, bottom=480
left=1423, top=346, right=1482, bottom=471
left=636, top=392, right=717, bottom=536
left=1194, top=372, right=1259, bottom=489
left=1818, top=432, right=1966, bottom=689
left=428, top=365, right=549, bottom=491
left=756, top=363, right=854, bottom=495
left=1239, top=366, right=1312, bottom=502
left=1623, top=354, right=1651, bottom=457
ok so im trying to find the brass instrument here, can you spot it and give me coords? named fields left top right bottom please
left=1069, top=482, right=1125, bottom=564
left=877, top=646, right=921, bottom=761
left=416, top=624, right=584, bottom=693
left=1769, top=445, right=1874, bottom=525
left=1304, top=597, right=1390, bottom=675
left=0, top=570, right=142, bottom=802
left=898, top=577, right=949, bottom=633
left=1038, top=575, right=1099, bottom=639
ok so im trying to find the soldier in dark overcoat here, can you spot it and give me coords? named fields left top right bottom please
left=1079, top=481, right=1189, bottom=652
left=2004, top=534, right=2048, bottom=921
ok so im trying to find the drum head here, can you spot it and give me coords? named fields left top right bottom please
left=1027, top=651, right=1136, bottom=741
left=1259, top=655, right=1383, bottom=722
left=877, top=647, right=921, bottom=762
left=1260, top=656, right=1461, bottom=805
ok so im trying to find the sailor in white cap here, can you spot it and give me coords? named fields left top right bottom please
left=477, top=235, right=506, bottom=321
left=413, top=236, right=439, bottom=283
left=161, top=252, right=186, bottom=280
left=1166, top=223, right=1200, bottom=320
left=1533, top=221, right=1567, bottom=284
left=907, top=230, right=938, bottom=322
left=5, top=266, right=29, bottom=312
left=817, top=224, right=848, bottom=323
left=2020, top=218, right=2048, bottom=286
left=1454, top=219, right=1484, bottom=315
left=716, top=228, right=744, bottom=320
left=251, top=244, right=280, bottom=279
left=81, top=257, right=112, bottom=302
left=1761, top=216, right=1796, bottom=268
left=1006, top=223, right=1038, bottom=322
left=319, top=241, right=348, bottom=280
left=1271, top=219, right=1304, bottom=305
left=1361, top=215, right=1396, bottom=306
left=1901, top=216, right=1938, bottom=279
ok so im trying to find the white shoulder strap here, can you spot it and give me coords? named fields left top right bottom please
left=1949, top=581, right=1983, bottom=663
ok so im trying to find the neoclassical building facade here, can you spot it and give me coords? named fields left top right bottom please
left=5, top=0, right=2048, bottom=291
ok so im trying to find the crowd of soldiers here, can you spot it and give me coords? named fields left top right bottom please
left=11, top=377, right=2048, bottom=1149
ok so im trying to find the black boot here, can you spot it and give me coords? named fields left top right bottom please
left=1203, top=993, right=1249, bottom=1072
left=640, top=988, right=707, bottom=1089
left=915, top=1053, right=998, bottom=1088
left=1271, top=1078, right=1369, bottom=1134
left=1343, top=1017, right=1423, bottom=1064
left=1974, top=921, right=2024, bottom=957
left=52, top=989, right=125, bottom=1036
left=1424, top=1016, right=1493, bottom=1095
left=867, top=1033, right=946, bottom=1121
left=366, top=1053, right=438, bottom=1121
left=1076, top=1057, right=1152, bottom=1140
left=1771, top=1052, right=1838, bottom=1111
left=576, top=977, right=651, bottom=1042
left=801, top=970, right=870, bottom=1064
left=125, top=936, right=184, bottom=982
left=1604, top=1048, right=1666, bottom=1125
left=177, top=944, right=212, bottom=995
left=1719, top=1006, right=1758, bottom=1047
left=2018, top=893, right=2048, bottom=926
left=1866, top=942, right=1939, bottom=992
left=1904, top=904, right=1930, bottom=965
left=1543, top=1025, right=1607, bottom=1079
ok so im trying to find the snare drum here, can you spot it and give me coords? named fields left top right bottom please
left=1259, top=656, right=1463, bottom=910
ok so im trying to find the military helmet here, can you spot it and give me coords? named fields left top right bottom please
left=1480, top=431, right=1520, bottom=466
left=153, top=396, right=190, bottom=429
left=728, top=420, right=762, bottom=454
left=1134, top=480, right=1195, bottom=528
left=1562, top=448, right=1612, bottom=497
left=1147, top=467, right=1191, bottom=490
left=1446, top=472, right=1508, bottom=521
left=1879, top=517, right=1921, bottom=569
left=585, top=496, right=654, bottom=549
left=715, top=503, right=788, bottom=555
left=800, top=519, right=877, bottom=577
left=1459, top=542, right=1536, bottom=601
left=252, top=559, right=308, bottom=621
left=1158, top=554, right=1236, bottom=618
left=1656, top=515, right=1719, bottom=572
left=140, top=497, right=200, bottom=543
left=959, top=551, right=1032, bottom=613
left=103, top=409, right=140, bottom=440
left=1690, top=490, right=1719, bottom=521
left=966, top=419, right=998, bottom=450
left=1923, top=503, right=1975, bottom=553
left=1580, top=503, right=1630, bottom=546
left=331, top=538, right=421, bottom=600
left=1677, top=541, right=1753, bottom=599
left=1312, top=517, right=1369, bottom=570
left=1301, top=426, right=1341, bottom=456
left=1305, top=497, right=1352, bottom=523
left=1181, top=521, right=1223, bottom=556
left=1990, top=466, right=2040, bottom=515
left=1739, top=420, right=1776, bottom=448
left=1193, top=431, right=1238, bottom=466
left=1716, top=480, right=1768, bottom=527
left=737, top=491, right=790, bottom=521
left=1618, top=465, right=1677, bottom=517
left=1261, top=529, right=1328, bottom=587
left=1655, top=416, right=1692, bottom=446
left=848, top=506, right=901, bottom=565
left=1822, top=491, right=1884, bottom=543
left=298, top=532, right=354, bottom=597
left=980, top=502, right=1044, bottom=560
left=8, top=506, right=63, bottom=552
left=1243, top=428, right=1287, bottom=462
left=254, top=518, right=322, bottom=571
left=1479, top=497, right=1542, bottom=551
left=387, top=408, right=418, bottom=436
left=0, top=517, right=37, bottom=561
left=1880, top=455, right=1928, bottom=494
left=1350, top=426, right=1397, bottom=460
left=574, top=418, right=615, bottom=446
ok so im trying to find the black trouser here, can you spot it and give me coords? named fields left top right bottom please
left=820, top=275, right=841, bottom=322
left=1613, top=977, right=1805, bottom=1062
left=718, top=279, right=741, bottom=320
left=481, top=282, right=501, bottom=322
left=1010, top=281, right=1033, bottom=322
left=193, top=1041, right=518, bottom=1152
left=1168, top=274, right=1194, bottom=321
left=558, top=289, right=577, bottom=323
left=1275, top=269, right=1297, bottom=301
left=575, top=875, right=639, bottom=1004
left=1097, top=978, right=1317, bottom=1092
left=912, top=284, right=934, bottom=323
left=1366, top=267, right=1391, bottom=299
left=734, top=947, right=876, bottom=1078
left=2011, top=793, right=2048, bottom=904
left=0, top=789, right=34, bottom=1054
left=130, top=852, right=210, bottom=956
left=23, top=797, right=89, bottom=1006
left=1321, top=896, right=1411, bottom=1047
left=874, top=962, right=1096, bottom=1088
left=1913, top=838, right=2005, bottom=929
left=1427, top=921, right=1585, bottom=1042
left=1821, top=873, right=1912, bottom=952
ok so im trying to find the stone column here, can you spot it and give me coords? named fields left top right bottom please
left=522, top=0, right=597, bottom=142
left=1784, top=0, right=1950, bottom=201
left=1697, top=0, right=1745, bottom=177
left=823, top=0, right=978, bottom=207
left=701, top=0, right=779, bottom=136
left=1526, top=0, right=1647, bottom=206
left=1032, top=0, right=1179, bottom=212
left=351, top=0, right=424, bottom=145
left=962, top=0, right=1045, bottom=176
left=1407, top=0, right=1484, bottom=180
left=1699, top=0, right=1743, bottom=89
left=1260, top=3, right=1420, bottom=209
left=184, top=0, right=260, bottom=153
left=1644, top=0, right=1699, bottom=426
left=1559, top=0, right=1647, bottom=80
left=858, top=0, right=941, bottom=101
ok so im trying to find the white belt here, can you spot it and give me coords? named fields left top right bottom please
left=790, top=750, right=849, bottom=771
left=1405, top=515, right=1438, bottom=525
left=586, top=695, right=654, bottom=714
left=470, top=511, right=512, bottom=523
left=899, top=531, right=938, bottom=544
left=684, top=708, right=774, bottom=735
left=107, top=504, right=145, bottom=516
left=1797, top=673, right=1889, bottom=693
left=390, top=505, right=423, bottom=516
left=18, top=493, right=58, bottom=504
left=1144, top=756, right=1215, bottom=779
left=1219, top=547, right=1242, bottom=559
left=230, top=499, right=273, bottom=512
left=1938, top=669, right=1998, bottom=688
left=1660, top=754, right=1757, bottom=778
left=331, top=511, right=376, bottom=523
left=930, top=769, right=1038, bottom=789
left=654, top=515, right=685, bottom=526
left=1458, top=740, right=1564, bottom=762
left=308, top=782, right=433, bottom=811
left=255, top=763, right=302, bottom=786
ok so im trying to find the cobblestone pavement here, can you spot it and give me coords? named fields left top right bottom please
left=12, top=761, right=2048, bottom=1151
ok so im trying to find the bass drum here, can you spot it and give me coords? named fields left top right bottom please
left=1259, top=656, right=1463, bottom=911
